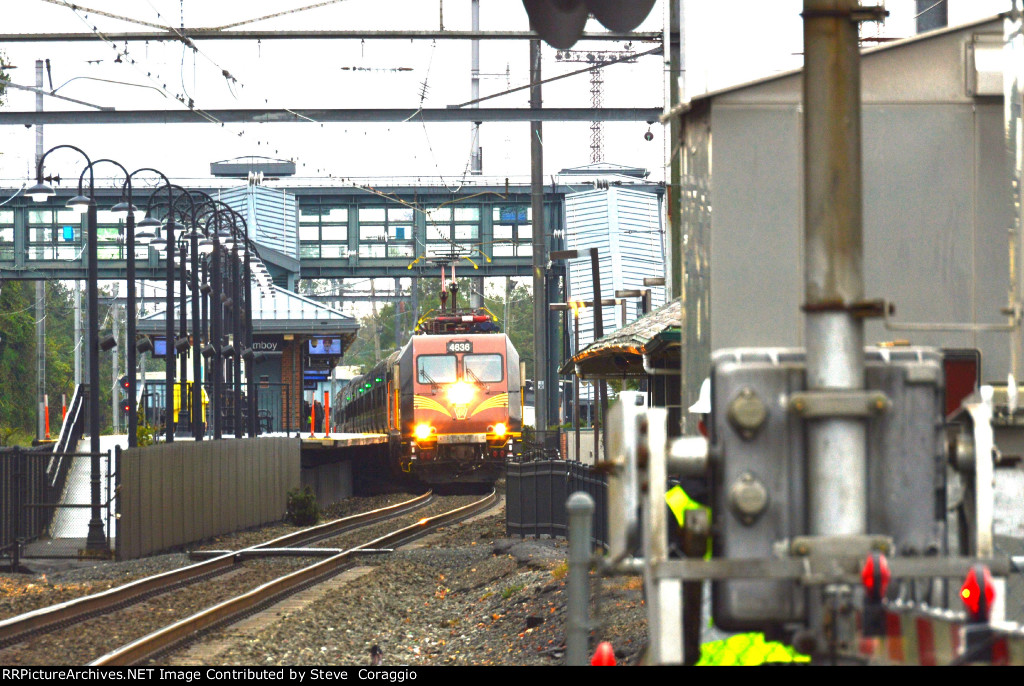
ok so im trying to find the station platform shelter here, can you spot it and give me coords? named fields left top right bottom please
left=137, top=286, right=357, bottom=437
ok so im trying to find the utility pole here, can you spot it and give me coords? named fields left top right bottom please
left=468, top=0, right=485, bottom=309
left=470, top=0, right=482, bottom=175
left=110, top=304, right=120, bottom=434
left=394, top=277, right=403, bottom=347
left=666, top=0, right=682, bottom=302
left=530, top=39, right=550, bottom=451
left=370, top=280, right=382, bottom=362
left=74, top=285, right=81, bottom=387
left=35, top=59, right=46, bottom=441
left=504, top=276, right=511, bottom=332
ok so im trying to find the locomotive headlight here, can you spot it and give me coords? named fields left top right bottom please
left=447, top=381, right=475, bottom=405
left=492, top=422, right=507, bottom=437
left=414, top=423, right=434, bottom=441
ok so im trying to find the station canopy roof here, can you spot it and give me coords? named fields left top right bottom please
left=138, top=286, right=358, bottom=351
left=557, top=161, right=650, bottom=179
left=560, top=298, right=681, bottom=379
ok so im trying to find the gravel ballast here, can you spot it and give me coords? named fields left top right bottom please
left=184, top=511, right=646, bottom=667
left=0, top=490, right=647, bottom=667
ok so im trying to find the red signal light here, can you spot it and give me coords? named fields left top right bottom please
left=860, top=553, right=891, bottom=599
left=591, top=641, right=616, bottom=666
left=860, top=553, right=890, bottom=638
left=960, top=565, right=995, bottom=621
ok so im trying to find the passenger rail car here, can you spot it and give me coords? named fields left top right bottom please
left=336, top=331, right=522, bottom=485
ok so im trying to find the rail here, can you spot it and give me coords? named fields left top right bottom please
left=90, top=490, right=496, bottom=665
left=0, top=491, right=433, bottom=646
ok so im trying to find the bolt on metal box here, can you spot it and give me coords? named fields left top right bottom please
left=709, top=346, right=945, bottom=632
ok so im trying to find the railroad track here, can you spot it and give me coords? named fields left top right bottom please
left=0, top=490, right=434, bottom=650
left=0, top=489, right=496, bottom=666
left=92, top=489, right=496, bottom=666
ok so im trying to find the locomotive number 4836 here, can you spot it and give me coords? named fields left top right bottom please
left=446, top=340, right=473, bottom=354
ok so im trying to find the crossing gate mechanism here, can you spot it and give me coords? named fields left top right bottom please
left=601, top=348, right=1024, bottom=665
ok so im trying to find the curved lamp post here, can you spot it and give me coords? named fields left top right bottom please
left=180, top=190, right=219, bottom=440
left=200, top=208, right=229, bottom=439
left=175, top=230, right=191, bottom=438
left=169, top=189, right=214, bottom=441
left=172, top=200, right=262, bottom=440
left=142, top=184, right=194, bottom=442
left=219, top=224, right=244, bottom=436
left=73, top=159, right=140, bottom=448
left=28, top=144, right=105, bottom=552
left=115, top=167, right=175, bottom=445
left=185, top=201, right=208, bottom=440
left=222, top=209, right=260, bottom=437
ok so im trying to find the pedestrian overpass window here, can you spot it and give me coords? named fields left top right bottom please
left=426, top=205, right=480, bottom=257
left=29, top=208, right=81, bottom=260
left=0, top=210, right=13, bottom=261
left=300, top=205, right=349, bottom=258
left=97, top=210, right=126, bottom=260
left=492, top=206, right=532, bottom=257
left=358, top=206, right=414, bottom=258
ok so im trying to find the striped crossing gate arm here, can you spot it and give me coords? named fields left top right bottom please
left=856, top=608, right=1024, bottom=665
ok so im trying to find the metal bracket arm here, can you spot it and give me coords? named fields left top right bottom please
left=800, top=6, right=889, bottom=23
left=654, top=555, right=1019, bottom=584
left=789, top=390, right=890, bottom=418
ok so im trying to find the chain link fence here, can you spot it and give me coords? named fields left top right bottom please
left=0, top=445, right=115, bottom=568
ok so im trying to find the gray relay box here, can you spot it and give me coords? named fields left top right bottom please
left=708, top=347, right=946, bottom=632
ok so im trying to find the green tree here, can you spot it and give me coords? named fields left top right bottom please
left=482, top=278, right=536, bottom=380
left=0, top=49, right=8, bottom=106
left=340, top=275, right=544, bottom=379
left=0, top=279, right=109, bottom=445
left=344, top=300, right=399, bottom=373
left=43, top=281, right=80, bottom=432
left=0, top=281, right=39, bottom=442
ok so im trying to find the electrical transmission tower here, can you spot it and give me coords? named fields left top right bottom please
left=555, top=47, right=636, bottom=163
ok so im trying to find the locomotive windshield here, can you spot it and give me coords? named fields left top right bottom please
left=417, top=354, right=457, bottom=384
left=464, top=354, right=503, bottom=383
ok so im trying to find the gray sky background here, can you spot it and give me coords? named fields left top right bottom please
left=0, top=0, right=1012, bottom=187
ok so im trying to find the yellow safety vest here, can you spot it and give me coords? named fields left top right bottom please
left=665, top=485, right=711, bottom=558
left=665, top=488, right=809, bottom=665
left=665, top=485, right=706, bottom=528
left=698, top=633, right=810, bottom=666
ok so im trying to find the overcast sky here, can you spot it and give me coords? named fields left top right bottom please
left=0, top=0, right=1013, bottom=187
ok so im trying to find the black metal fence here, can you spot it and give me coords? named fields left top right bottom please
left=138, top=381, right=295, bottom=438
left=505, top=459, right=608, bottom=546
left=0, top=446, right=115, bottom=568
left=217, top=382, right=296, bottom=436
left=254, top=381, right=295, bottom=435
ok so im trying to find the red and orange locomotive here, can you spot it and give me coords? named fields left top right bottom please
left=335, top=277, right=523, bottom=485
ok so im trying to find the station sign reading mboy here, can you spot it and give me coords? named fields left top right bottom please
left=252, top=335, right=285, bottom=354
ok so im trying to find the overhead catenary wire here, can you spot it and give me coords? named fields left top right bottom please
left=57, top=6, right=225, bottom=124
left=37, top=0, right=174, bottom=32
left=25, top=1, right=652, bottom=186
left=450, top=46, right=662, bottom=109
left=406, top=39, right=469, bottom=193
left=45, top=0, right=313, bottom=170
left=213, top=0, right=352, bottom=31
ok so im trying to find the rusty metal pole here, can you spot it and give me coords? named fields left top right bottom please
left=530, top=38, right=550, bottom=453
left=574, top=308, right=581, bottom=462
left=590, top=248, right=605, bottom=463
left=802, top=0, right=868, bottom=536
